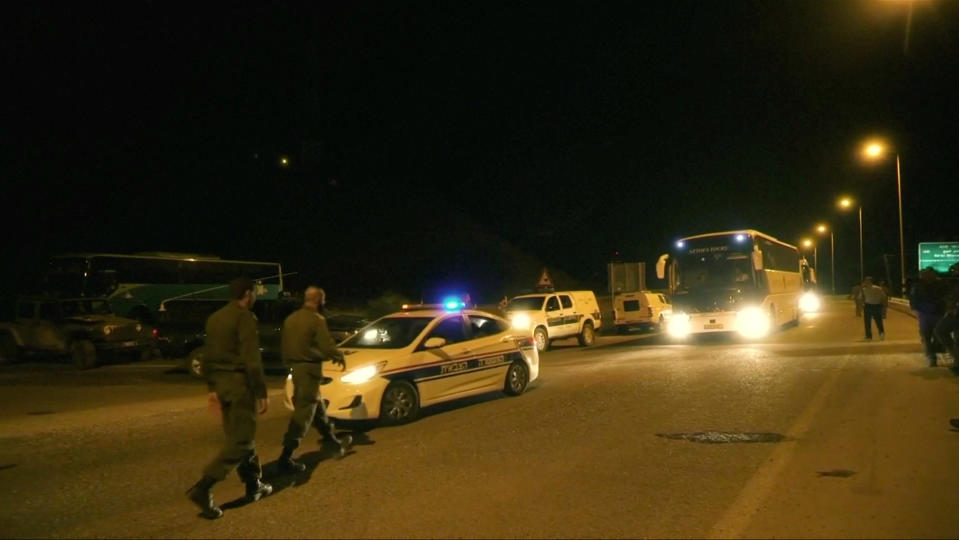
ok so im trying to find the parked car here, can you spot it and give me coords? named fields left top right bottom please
left=504, top=290, right=602, bottom=352
left=154, top=298, right=367, bottom=378
left=0, top=296, right=153, bottom=369
left=612, top=291, right=673, bottom=333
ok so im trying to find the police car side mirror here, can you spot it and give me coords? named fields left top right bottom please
left=424, top=337, right=446, bottom=349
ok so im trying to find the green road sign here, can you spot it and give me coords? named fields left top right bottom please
left=918, top=242, right=959, bottom=274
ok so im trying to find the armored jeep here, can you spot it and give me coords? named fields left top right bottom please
left=0, top=296, right=153, bottom=369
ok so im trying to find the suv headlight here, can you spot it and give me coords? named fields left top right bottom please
left=340, top=361, right=387, bottom=384
left=102, top=325, right=117, bottom=335
left=509, top=313, right=531, bottom=330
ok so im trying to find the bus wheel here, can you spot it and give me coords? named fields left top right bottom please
left=71, top=340, right=98, bottom=370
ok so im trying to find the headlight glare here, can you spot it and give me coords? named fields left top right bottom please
left=340, top=361, right=387, bottom=384
left=510, top=313, right=531, bottom=330
left=736, top=307, right=770, bottom=339
left=667, top=313, right=691, bottom=338
left=799, top=292, right=820, bottom=313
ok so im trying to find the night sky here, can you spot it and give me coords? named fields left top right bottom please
left=6, top=1, right=958, bottom=308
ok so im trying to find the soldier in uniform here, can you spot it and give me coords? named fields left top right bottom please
left=277, top=286, right=351, bottom=473
left=187, top=277, right=272, bottom=519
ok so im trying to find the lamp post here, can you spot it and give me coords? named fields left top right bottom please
left=802, top=239, right=818, bottom=270
left=817, top=224, right=835, bottom=295
left=862, top=141, right=906, bottom=297
left=839, top=197, right=863, bottom=286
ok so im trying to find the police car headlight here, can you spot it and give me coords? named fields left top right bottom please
left=341, top=361, right=387, bottom=384
left=667, top=313, right=691, bottom=339
left=102, top=325, right=116, bottom=335
left=736, top=307, right=770, bottom=339
left=799, top=292, right=820, bottom=313
left=510, top=313, right=531, bottom=330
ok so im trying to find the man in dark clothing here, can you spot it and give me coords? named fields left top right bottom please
left=935, top=278, right=959, bottom=367
left=277, top=286, right=351, bottom=473
left=910, top=268, right=946, bottom=367
left=187, top=277, right=272, bottom=519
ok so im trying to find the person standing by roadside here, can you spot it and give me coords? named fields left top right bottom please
left=859, top=276, right=887, bottom=341
left=910, top=268, right=946, bottom=367
left=187, top=277, right=272, bottom=519
left=277, top=286, right=352, bottom=473
left=934, top=277, right=959, bottom=367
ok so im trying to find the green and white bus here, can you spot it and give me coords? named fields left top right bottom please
left=45, top=252, right=285, bottom=323
left=656, top=230, right=803, bottom=340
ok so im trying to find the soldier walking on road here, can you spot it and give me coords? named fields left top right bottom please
left=187, top=277, right=272, bottom=519
left=910, top=267, right=946, bottom=367
left=277, top=286, right=352, bottom=474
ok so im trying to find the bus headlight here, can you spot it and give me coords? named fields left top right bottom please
left=736, top=307, right=770, bottom=339
left=799, top=292, right=820, bottom=313
left=667, top=313, right=692, bottom=339
left=340, top=361, right=387, bottom=385
left=510, top=313, right=531, bottom=331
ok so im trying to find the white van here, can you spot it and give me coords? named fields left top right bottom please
left=613, top=291, right=672, bottom=333
left=505, top=291, right=602, bottom=352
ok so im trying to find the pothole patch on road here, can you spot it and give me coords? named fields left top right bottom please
left=817, top=469, right=856, bottom=478
left=26, top=410, right=55, bottom=415
left=656, top=431, right=786, bottom=444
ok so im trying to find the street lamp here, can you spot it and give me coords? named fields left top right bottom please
left=839, top=197, right=863, bottom=286
left=816, top=223, right=835, bottom=295
left=861, top=140, right=906, bottom=297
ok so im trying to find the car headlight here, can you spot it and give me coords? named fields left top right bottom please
left=510, top=313, right=531, bottom=330
left=340, top=361, right=387, bottom=384
left=667, top=312, right=691, bottom=338
left=136, top=323, right=143, bottom=332
left=736, top=307, right=770, bottom=339
left=102, top=325, right=116, bottom=335
left=799, top=292, right=820, bottom=313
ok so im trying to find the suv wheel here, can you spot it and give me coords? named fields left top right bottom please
left=577, top=321, right=595, bottom=347
left=187, top=347, right=205, bottom=379
left=70, top=339, right=98, bottom=370
left=533, top=327, right=550, bottom=352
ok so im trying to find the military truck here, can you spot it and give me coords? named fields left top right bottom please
left=0, top=296, right=153, bottom=369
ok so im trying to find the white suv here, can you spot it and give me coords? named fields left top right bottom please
left=505, top=291, right=602, bottom=352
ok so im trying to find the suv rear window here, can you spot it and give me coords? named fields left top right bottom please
left=623, top=300, right=640, bottom=312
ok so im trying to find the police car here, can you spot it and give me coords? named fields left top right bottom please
left=284, top=300, right=539, bottom=425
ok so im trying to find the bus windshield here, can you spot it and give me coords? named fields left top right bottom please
left=676, top=252, right=754, bottom=290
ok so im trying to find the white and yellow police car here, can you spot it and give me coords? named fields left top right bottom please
left=285, top=301, right=539, bottom=425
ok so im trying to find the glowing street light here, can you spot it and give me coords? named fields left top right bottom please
left=816, top=223, right=836, bottom=295
left=861, top=139, right=906, bottom=297
left=839, top=197, right=863, bottom=286
left=801, top=238, right=818, bottom=271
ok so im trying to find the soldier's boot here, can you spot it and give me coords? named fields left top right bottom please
left=277, top=446, right=306, bottom=474
left=186, top=476, right=223, bottom=520
left=321, top=420, right=353, bottom=458
left=244, top=479, right=273, bottom=502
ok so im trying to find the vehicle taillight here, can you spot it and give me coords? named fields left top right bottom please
left=647, top=307, right=653, bottom=316
left=152, top=328, right=159, bottom=338
left=516, top=337, right=533, bottom=348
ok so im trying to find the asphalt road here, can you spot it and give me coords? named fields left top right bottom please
left=1, top=297, right=958, bottom=539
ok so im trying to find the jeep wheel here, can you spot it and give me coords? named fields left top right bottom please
left=187, top=347, right=205, bottom=379
left=70, top=340, right=98, bottom=370
left=577, top=321, right=595, bottom=347
left=533, top=327, right=550, bottom=352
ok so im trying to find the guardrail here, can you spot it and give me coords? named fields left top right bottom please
left=887, top=297, right=914, bottom=318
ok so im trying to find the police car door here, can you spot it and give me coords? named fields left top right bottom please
left=557, top=294, right=578, bottom=336
left=544, top=295, right=566, bottom=336
left=410, top=314, right=477, bottom=406
left=463, top=313, right=517, bottom=392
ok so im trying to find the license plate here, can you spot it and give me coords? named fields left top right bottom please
left=122, top=341, right=137, bottom=347
left=703, top=323, right=724, bottom=330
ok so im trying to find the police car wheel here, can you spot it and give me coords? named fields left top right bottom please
left=533, top=327, right=550, bottom=352
left=70, top=339, right=98, bottom=370
left=577, top=322, right=595, bottom=347
left=187, top=347, right=205, bottom=379
left=380, top=380, right=419, bottom=425
left=503, top=361, right=529, bottom=396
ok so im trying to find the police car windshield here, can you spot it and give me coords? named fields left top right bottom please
left=340, top=316, right=433, bottom=349
left=506, top=296, right=545, bottom=311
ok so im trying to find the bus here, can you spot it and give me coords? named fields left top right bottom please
left=655, top=230, right=803, bottom=339
left=45, top=252, right=285, bottom=323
